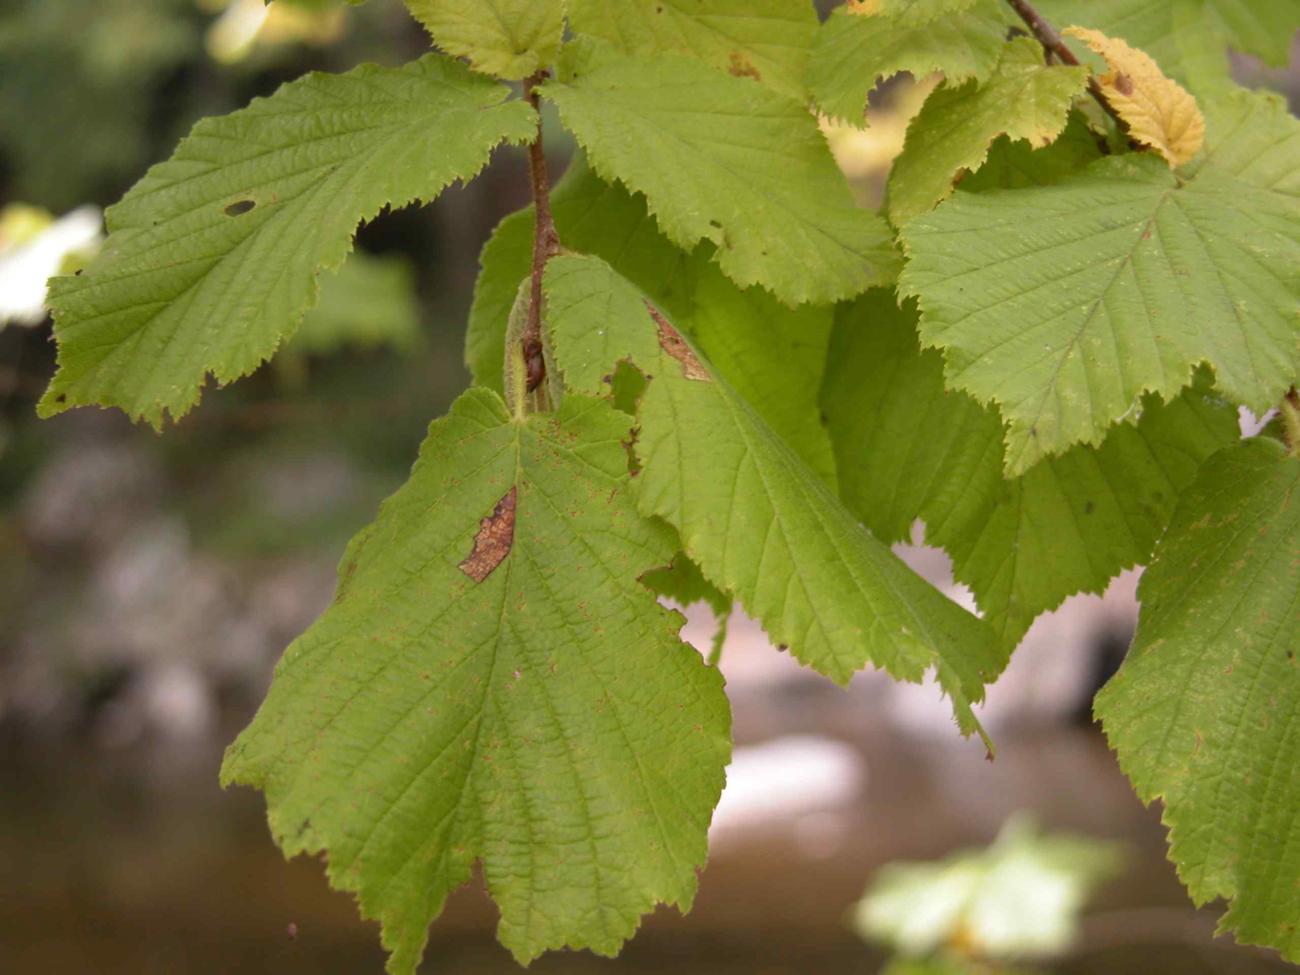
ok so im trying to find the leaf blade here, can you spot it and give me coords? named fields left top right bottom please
left=41, top=55, right=534, bottom=425
left=822, top=292, right=1239, bottom=648
left=808, top=0, right=1013, bottom=124
left=899, top=91, right=1300, bottom=474
left=544, top=253, right=1004, bottom=739
left=567, top=0, right=818, bottom=100
left=403, top=0, right=565, bottom=79
left=1096, top=438, right=1300, bottom=960
left=887, top=38, right=1089, bottom=225
left=222, top=387, right=730, bottom=973
left=543, top=49, right=899, bottom=305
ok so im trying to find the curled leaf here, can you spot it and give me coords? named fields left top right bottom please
left=1064, top=26, right=1205, bottom=166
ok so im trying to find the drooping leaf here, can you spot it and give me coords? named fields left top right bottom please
left=1095, top=437, right=1300, bottom=961
left=542, top=46, right=899, bottom=305
left=288, top=250, right=420, bottom=357
left=567, top=0, right=818, bottom=100
left=40, top=55, right=535, bottom=426
left=1063, top=26, right=1205, bottom=167
left=468, top=157, right=838, bottom=483
left=887, top=38, right=1089, bottom=225
left=222, top=387, right=730, bottom=974
left=900, top=90, right=1300, bottom=475
left=402, top=0, right=565, bottom=79
left=808, top=0, right=1014, bottom=124
left=1040, top=0, right=1300, bottom=92
left=822, top=292, right=1239, bottom=648
left=543, top=253, right=1003, bottom=738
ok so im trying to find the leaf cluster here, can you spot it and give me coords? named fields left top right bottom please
left=38, top=0, right=1300, bottom=971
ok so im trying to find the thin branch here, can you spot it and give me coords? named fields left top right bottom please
left=1003, top=0, right=1129, bottom=133
left=1005, top=0, right=1079, bottom=65
left=522, top=71, right=561, bottom=396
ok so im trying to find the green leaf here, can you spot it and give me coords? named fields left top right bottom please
left=858, top=0, right=983, bottom=21
left=288, top=250, right=420, bottom=357
left=1095, top=438, right=1300, bottom=961
left=222, top=387, right=730, bottom=974
left=567, top=0, right=818, bottom=101
left=822, top=292, right=1239, bottom=648
left=899, top=90, right=1300, bottom=476
left=468, top=157, right=838, bottom=483
left=543, top=253, right=1003, bottom=739
left=40, top=55, right=534, bottom=427
left=807, top=0, right=1014, bottom=124
left=887, top=38, right=1089, bottom=225
left=642, top=550, right=734, bottom=665
left=542, top=47, right=899, bottom=305
left=1039, top=0, right=1300, bottom=92
left=957, top=110, right=1104, bottom=194
left=643, top=551, right=732, bottom=619
left=402, top=0, right=564, bottom=79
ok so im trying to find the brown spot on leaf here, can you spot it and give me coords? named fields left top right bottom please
left=1114, top=72, right=1134, bottom=96
left=224, top=199, right=256, bottom=216
left=646, top=303, right=710, bottom=382
left=728, top=52, right=761, bottom=81
left=458, top=487, right=517, bottom=582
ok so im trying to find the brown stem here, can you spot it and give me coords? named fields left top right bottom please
left=1003, top=0, right=1129, bottom=133
left=1005, top=0, right=1079, bottom=65
left=1281, top=387, right=1300, bottom=456
left=522, top=71, right=561, bottom=395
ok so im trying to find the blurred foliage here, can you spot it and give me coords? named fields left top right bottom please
left=284, top=252, right=421, bottom=359
left=276, top=250, right=423, bottom=386
left=0, top=0, right=201, bottom=211
left=856, top=817, right=1123, bottom=972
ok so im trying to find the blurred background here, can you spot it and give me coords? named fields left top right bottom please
left=1, top=2, right=1298, bottom=973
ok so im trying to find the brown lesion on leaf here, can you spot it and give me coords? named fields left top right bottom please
left=458, top=487, right=517, bottom=583
left=728, top=52, right=761, bottom=82
left=645, top=302, right=710, bottom=382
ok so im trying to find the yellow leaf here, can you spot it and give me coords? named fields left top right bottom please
left=1064, top=26, right=1204, bottom=167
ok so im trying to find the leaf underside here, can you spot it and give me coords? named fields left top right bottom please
left=222, top=388, right=730, bottom=974
left=544, top=253, right=1004, bottom=739
left=567, top=0, right=818, bottom=100
left=543, top=45, right=900, bottom=305
left=468, top=155, right=839, bottom=484
left=41, top=55, right=535, bottom=426
left=822, top=292, right=1239, bottom=649
left=900, top=91, right=1300, bottom=475
left=1096, top=439, right=1300, bottom=961
left=402, top=0, right=566, bottom=79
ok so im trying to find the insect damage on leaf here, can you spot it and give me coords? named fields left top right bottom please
left=458, top=486, right=517, bottom=582
left=224, top=199, right=256, bottom=216
left=727, top=52, right=761, bottom=81
left=647, top=303, right=710, bottom=381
